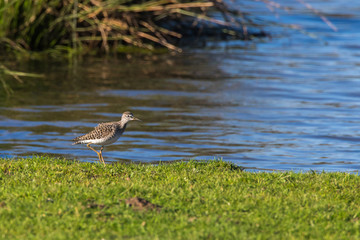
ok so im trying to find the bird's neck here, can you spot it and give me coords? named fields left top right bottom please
left=118, top=120, right=128, bottom=129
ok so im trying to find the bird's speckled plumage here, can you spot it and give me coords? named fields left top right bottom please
left=72, top=111, right=140, bottom=165
left=72, top=121, right=125, bottom=145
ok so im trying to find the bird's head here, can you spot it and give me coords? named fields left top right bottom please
left=121, top=111, right=141, bottom=123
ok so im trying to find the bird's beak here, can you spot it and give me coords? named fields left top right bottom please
left=133, top=117, right=141, bottom=121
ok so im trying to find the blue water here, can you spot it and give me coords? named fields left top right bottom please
left=1, top=0, right=360, bottom=171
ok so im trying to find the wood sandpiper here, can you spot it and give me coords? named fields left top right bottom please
left=72, top=111, right=141, bottom=166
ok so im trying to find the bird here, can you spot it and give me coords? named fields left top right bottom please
left=72, top=111, right=141, bottom=166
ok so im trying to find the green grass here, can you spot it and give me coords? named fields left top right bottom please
left=1, top=156, right=360, bottom=239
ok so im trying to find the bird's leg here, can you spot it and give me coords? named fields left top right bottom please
left=99, top=146, right=105, bottom=166
left=86, top=143, right=102, bottom=165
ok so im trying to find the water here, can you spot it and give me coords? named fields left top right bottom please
left=1, top=0, right=360, bottom=171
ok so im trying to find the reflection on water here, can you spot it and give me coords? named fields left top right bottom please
left=1, top=0, right=360, bottom=171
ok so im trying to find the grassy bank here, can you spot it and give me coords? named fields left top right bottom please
left=1, top=157, right=360, bottom=239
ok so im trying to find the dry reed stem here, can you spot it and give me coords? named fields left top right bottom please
left=116, top=2, right=215, bottom=12
left=137, top=31, right=181, bottom=52
left=296, top=0, right=337, bottom=32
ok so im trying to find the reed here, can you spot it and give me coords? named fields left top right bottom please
left=0, top=63, right=43, bottom=95
left=0, top=0, right=248, bottom=95
left=0, top=0, right=255, bottom=55
left=0, top=0, right=336, bottom=55
left=0, top=0, right=337, bottom=95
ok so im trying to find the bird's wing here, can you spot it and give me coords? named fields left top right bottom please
left=92, top=122, right=117, bottom=139
left=94, top=122, right=115, bottom=130
left=75, top=122, right=117, bottom=141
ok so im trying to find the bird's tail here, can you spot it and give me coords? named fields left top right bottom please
left=72, top=137, right=81, bottom=145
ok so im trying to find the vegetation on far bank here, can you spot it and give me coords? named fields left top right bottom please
left=0, top=0, right=259, bottom=57
left=0, top=0, right=336, bottom=57
left=0, top=0, right=338, bottom=95
left=0, top=0, right=259, bottom=95
left=1, top=156, right=360, bottom=239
